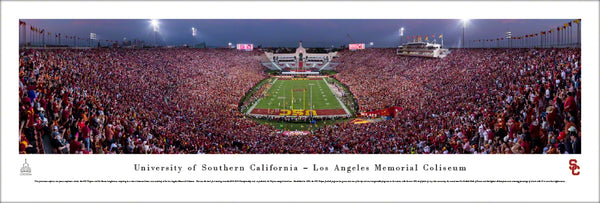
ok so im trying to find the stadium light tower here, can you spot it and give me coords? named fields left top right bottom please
left=151, top=19, right=159, bottom=47
left=462, top=19, right=469, bottom=48
left=192, top=27, right=197, bottom=48
left=399, top=27, right=405, bottom=44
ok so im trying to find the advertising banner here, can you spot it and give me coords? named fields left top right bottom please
left=236, top=43, right=253, bottom=51
left=349, top=43, right=365, bottom=50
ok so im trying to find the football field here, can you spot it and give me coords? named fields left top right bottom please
left=249, top=78, right=349, bottom=117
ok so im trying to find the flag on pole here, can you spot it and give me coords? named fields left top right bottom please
left=568, top=22, right=572, bottom=26
left=19, top=21, right=25, bottom=26
left=425, top=35, right=428, bottom=41
left=573, top=19, right=580, bottom=24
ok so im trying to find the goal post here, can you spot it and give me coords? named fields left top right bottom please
left=303, top=88, right=306, bottom=110
left=290, top=86, right=308, bottom=111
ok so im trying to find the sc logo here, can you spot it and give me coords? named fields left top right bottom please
left=569, top=159, right=580, bottom=176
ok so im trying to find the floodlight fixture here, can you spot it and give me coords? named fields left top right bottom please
left=150, top=19, right=159, bottom=46
left=462, top=19, right=470, bottom=27
left=151, top=19, right=159, bottom=32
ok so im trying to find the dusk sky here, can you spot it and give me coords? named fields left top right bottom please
left=21, top=19, right=577, bottom=48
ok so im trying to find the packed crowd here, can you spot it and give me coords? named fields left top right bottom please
left=327, top=48, right=581, bottom=154
left=325, top=77, right=359, bottom=114
left=19, top=48, right=274, bottom=154
left=19, top=47, right=581, bottom=154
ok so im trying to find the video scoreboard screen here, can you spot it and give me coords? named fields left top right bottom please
left=236, top=44, right=253, bottom=51
left=349, top=43, right=365, bottom=50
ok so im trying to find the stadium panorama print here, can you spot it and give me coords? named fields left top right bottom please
left=18, top=19, right=581, bottom=154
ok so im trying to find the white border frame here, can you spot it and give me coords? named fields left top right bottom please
left=2, top=1, right=599, bottom=202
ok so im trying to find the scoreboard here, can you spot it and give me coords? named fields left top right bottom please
left=236, top=44, right=253, bottom=51
left=349, top=43, right=365, bottom=50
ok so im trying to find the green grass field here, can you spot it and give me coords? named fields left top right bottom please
left=251, top=117, right=354, bottom=131
left=254, top=78, right=343, bottom=111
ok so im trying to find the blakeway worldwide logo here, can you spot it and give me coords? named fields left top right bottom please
left=20, top=159, right=31, bottom=176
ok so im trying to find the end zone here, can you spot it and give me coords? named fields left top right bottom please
left=249, top=108, right=348, bottom=118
